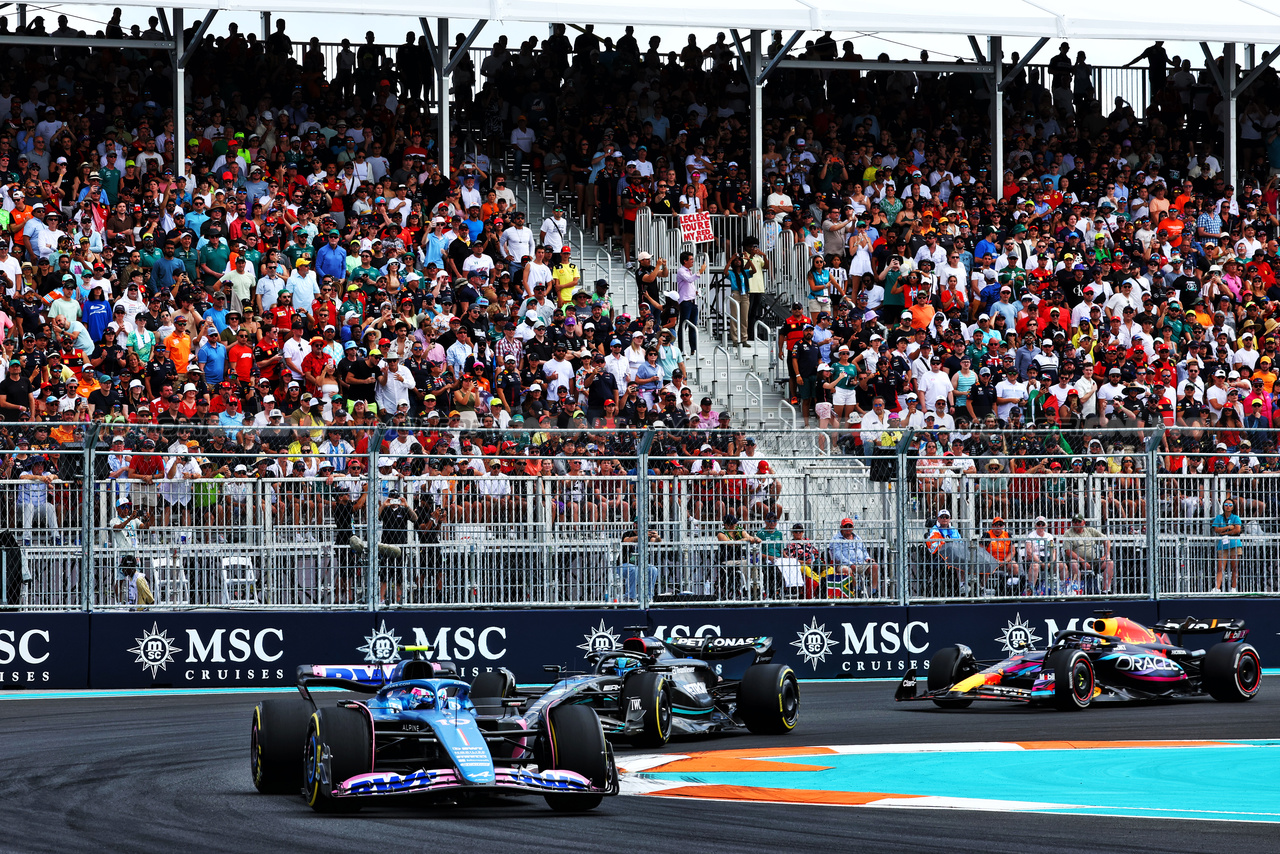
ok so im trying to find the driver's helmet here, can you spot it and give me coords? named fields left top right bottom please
left=387, top=685, right=433, bottom=710
left=612, top=656, right=641, bottom=678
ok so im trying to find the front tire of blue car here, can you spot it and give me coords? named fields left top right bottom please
left=1048, top=650, right=1095, bottom=711
left=541, top=704, right=610, bottom=812
left=303, top=706, right=372, bottom=813
left=251, top=698, right=312, bottom=794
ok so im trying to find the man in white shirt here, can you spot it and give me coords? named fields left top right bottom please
left=1177, top=362, right=1205, bottom=402
left=458, top=171, right=481, bottom=208
left=1096, top=368, right=1127, bottom=424
left=917, top=355, right=954, bottom=409
left=376, top=353, right=415, bottom=411
left=994, top=367, right=1028, bottom=422
left=286, top=258, right=320, bottom=315
left=539, top=207, right=570, bottom=254
left=500, top=212, right=537, bottom=273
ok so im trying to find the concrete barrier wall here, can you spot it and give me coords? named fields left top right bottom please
left=1, top=600, right=1275, bottom=689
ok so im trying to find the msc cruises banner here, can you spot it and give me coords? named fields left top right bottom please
left=0, top=600, right=1270, bottom=689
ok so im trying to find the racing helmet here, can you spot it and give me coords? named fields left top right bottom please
left=612, top=656, right=641, bottom=678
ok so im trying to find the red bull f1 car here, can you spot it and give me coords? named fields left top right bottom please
left=896, top=614, right=1261, bottom=710
left=250, top=646, right=617, bottom=812
left=473, top=632, right=799, bottom=747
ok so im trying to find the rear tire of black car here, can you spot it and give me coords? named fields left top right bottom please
left=1204, top=642, right=1262, bottom=702
left=738, top=663, right=800, bottom=734
left=251, top=698, right=312, bottom=794
left=928, top=646, right=975, bottom=708
left=620, top=671, right=671, bottom=748
left=542, top=704, right=610, bottom=812
left=471, top=668, right=517, bottom=711
left=303, top=706, right=372, bottom=813
left=1048, top=649, right=1095, bottom=711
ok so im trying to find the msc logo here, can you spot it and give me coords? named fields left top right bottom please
left=995, top=613, right=1043, bottom=655
left=793, top=618, right=836, bottom=670
left=358, top=620, right=403, bottom=664
left=578, top=620, right=621, bottom=658
left=128, top=623, right=182, bottom=678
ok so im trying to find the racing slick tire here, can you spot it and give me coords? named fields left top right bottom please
left=541, top=704, right=611, bottom=812
left=250, top=698, right=312, bottom=794
left=303, top=706, right=373, bottom=813
left=738, top=663, right=800, bottom=734
left=1047, top=649, right=1095, bottom=711
left=619, top=671, right=672, bottom=748
left=1203, top=642, right=1262, bottom=702
left=928, top=646, right=976, bottom=708
left=470, top=668, right=517, bottom=713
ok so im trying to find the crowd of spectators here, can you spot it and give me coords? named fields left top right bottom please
left=0, top=18, right=1277, bottom=600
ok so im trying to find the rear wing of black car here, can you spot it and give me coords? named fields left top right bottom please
left=662, top=636, right=774, bottom=663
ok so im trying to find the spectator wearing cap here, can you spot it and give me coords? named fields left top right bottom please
left=196, top=326, right=228, bottom=383
left=287, top=256, right=320, bottom=314
left=826, top=517, right=881, bottom=598
left=316, top=229, right=348, bottom=282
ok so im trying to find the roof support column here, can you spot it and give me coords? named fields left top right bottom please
left=989, top=36, right=1003, bottom=198
left=750, top=30, right=763, bottom=217
left=1224, top=44, right=1237, bottom=184
left=261, top=12, right=270, bottom=42
left=435, top=18, right=450, bottom=179
left=732, top=29, right=766, bottom=216
left=173, top=7, right=184, bottom=181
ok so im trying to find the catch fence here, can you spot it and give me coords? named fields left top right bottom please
left=3, top=424, right=1280, bottom=610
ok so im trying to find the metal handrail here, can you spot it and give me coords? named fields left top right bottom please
left=778, top=398, right=798, bottom=430
left=681, top=319, right=702, bottom=386
left=724, top=289, right=744, bottom=358
left=712, top=344, right=730, bottom=412
left=745, top=372, right=764, bottom=428
left=754, top=320, right=776, bottom=382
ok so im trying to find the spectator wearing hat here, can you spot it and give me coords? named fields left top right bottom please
left=1024, top=515, right=1067, bottom=595
left=1061, top=513, right=1115, bottom=594
left=287, top=256, right=320, bottom=315
left=981, top=515, right=1021, bottom=591
left=826, top=517, right=881, bottom=598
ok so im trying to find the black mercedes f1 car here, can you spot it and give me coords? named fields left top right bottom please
left=470, top=632, right=799, bottom=746
left=896, top=613, right=1261, bottom=710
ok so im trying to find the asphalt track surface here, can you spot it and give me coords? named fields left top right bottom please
left=2, top=683, right=1278, bottom=854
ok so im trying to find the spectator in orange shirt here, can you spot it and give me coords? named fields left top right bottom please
left=908, top=289, right=935, bottom=330
left=164, top=315, right=193, bottom=378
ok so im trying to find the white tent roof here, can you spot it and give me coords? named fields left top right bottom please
left=51, top=0, right=1280, bottom=43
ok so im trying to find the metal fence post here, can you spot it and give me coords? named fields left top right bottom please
left=366, top=425, right=387, bottom=610
left=634, top=429, right=655, bottom=610
left=80, top=423, right=100, bottom=612
left=894, top=429, right=914, bottom=605
left=1145, top=427, right=1163, bottom=600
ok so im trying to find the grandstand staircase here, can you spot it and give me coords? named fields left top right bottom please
left=507, top=160, right=793, bottom=430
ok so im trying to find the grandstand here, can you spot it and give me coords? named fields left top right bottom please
left=0, top=10, right=1279, bottom=612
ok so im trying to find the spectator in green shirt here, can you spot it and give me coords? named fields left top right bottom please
left=198, top=234, right=230, bottom=289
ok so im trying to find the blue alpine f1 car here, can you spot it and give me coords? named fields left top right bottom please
left=250, top=646, right=617, bottom=812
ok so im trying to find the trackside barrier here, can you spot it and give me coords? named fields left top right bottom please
left=6, top=598, right=1276, bottom=688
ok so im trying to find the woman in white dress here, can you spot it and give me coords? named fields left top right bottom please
left=847, top=221, right=874, bottom=279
